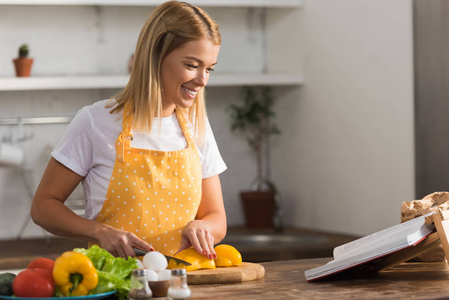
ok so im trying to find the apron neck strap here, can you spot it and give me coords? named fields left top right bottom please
left=175, top=109, right=196, bottom=148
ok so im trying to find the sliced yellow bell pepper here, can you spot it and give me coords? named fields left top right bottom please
left=167, top=248, right=215, bottom=271
left=214, top=244, right=242, bottom=267
left=53, top=251, right=99, bottom=296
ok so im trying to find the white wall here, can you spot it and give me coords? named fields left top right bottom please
left=271, top=0, right=415, bottom=236
left=0, top=0, right=415, bottom=239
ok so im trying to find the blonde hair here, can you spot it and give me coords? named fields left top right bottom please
left=107, top=1, right=221, bottom=144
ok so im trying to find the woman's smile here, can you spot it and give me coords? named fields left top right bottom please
left=181, top=86, right=198, bottom=99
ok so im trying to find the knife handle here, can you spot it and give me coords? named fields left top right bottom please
left=133, top=247, right=148, bottom=256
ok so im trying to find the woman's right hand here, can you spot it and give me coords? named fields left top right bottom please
left=96, top=225, right=154, bottom=258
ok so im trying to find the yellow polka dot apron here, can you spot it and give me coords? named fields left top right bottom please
left=95, top=107, right=202, bottom=255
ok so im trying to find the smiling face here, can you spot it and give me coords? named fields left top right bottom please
left=160, top=38, right=220, bottom=117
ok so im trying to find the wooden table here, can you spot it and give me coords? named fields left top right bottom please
left=187, top=257, right=449, bottom=299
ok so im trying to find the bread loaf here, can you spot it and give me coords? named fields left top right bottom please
left=400, top=191, right=449, bottom=262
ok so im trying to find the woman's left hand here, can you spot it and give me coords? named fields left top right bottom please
left=177, top=220, right=217, bottom=259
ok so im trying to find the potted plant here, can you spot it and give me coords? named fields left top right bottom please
left=13, top=44, right=34, bottom=77
left=227, top=86, right=283, bottom=230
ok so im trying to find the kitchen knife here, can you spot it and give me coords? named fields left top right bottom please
left=132, top=247, right=192, bottom=266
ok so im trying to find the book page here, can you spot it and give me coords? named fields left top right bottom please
left=305, top=222, right=435, bottom=281
left=333, top=213, right=435, bottom=261
left=305, top=238, right=420, bottom=280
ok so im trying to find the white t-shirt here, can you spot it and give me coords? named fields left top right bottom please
left=52, top=100, right=227, bottom=220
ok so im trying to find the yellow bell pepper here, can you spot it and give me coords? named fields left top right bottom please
left=53, top=251, right=99, bottom=296
left=214, top=244, right=242, bottom=267
left=167, top=248, right=215, bottom=271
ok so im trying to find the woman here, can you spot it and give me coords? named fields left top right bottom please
left=31, top=1, right=227, bottom=260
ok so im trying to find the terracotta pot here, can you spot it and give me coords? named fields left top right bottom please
left=240, top=191, right=276, bottom=228
left=13, top=58, right=34, bottom=77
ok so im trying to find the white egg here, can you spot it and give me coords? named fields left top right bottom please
left=146, top=269, right=159, bottom=281
left=157, top=269, right=171, bottom=281
left=143, top=251, right=168, bottom=271
left=135, top=259, right=145, bottom=269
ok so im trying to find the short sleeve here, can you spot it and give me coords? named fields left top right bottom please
left=51, top=107, right=94, bottom=177
left=198, top=119, right=227, bottom=178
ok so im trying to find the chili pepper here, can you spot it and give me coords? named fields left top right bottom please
left=53, top=251, right=99, bottom=296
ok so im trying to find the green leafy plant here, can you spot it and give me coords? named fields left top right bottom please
left=18, top=44, right=29, bottom=58
left=227, top=86, right=281, bottom=190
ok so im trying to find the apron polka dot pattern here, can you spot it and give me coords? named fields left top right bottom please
left=95, top=107, right=202, bottom=255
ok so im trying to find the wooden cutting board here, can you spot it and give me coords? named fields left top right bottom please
left=186, top=262, right=265, bottom=285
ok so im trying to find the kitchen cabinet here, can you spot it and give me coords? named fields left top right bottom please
left=0, top=0, right=304, bottom=91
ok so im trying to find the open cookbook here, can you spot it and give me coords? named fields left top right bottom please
left=305, top=212, right=436, bottom=281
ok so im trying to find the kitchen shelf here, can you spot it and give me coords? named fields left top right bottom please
left=0, top=0, right=303, bottom=8
left=0, top=73, right=303, bottom=91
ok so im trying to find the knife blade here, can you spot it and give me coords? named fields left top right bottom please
left=132, top=247, right=192, bottom=266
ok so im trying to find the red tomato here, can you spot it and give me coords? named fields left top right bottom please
left=12, top=268, right=55, bottom=297
left=27, top=258, right=55, bottom=276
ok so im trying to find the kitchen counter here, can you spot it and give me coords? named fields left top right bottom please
left=5, top=257, right=449, bottom=299
left=187, top=257, right=449, bottom=299
left=222, top=227, right=357, bottom=262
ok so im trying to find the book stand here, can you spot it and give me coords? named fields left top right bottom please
left=375, top=209, right=449, bottom=272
